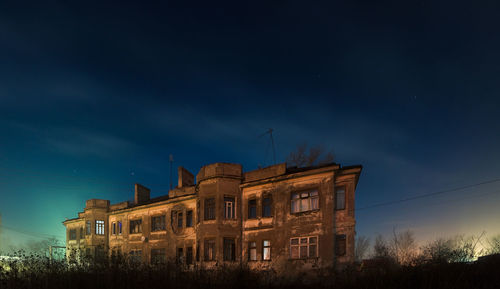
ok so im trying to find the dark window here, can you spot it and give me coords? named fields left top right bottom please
left=79, top=227, right=84, bottom=239
left=263, top=240, right=271, bottom=260
left=248, top=241, right=257, bottom=261
left=248, top=199, right=257, bottom=219
left=204, top=198, right=215, bottom=220
left=335, top=234, right=346, bottom=256
left=129, top=250, right=142, bottom=263
left=262, top=195, right=272, bottom=217
left=223, top=238, right=236, bottom=261
left=196, top=243, right=200, bottom=262
left=335, top=186, right=346, bottom=210
left=151, top=248, right=166, bottom=264
left=151, top=215, right=166, bottom=231
left=118, top=221, right=122, bottom=235
left=177, top=212, right=183, bottom=228
left=95, top=220, right=105, bottom=235
left=69, top=229, right=77, bottom=240
left=197, top=201, right=200, bottom=224
left=290, top=236, right=318, bottom=259
left=186, top=210, right=193, bottom=227
left=86, top=221, right=91, bottom=235
left=177, top=248, right=184, bottom=264
left=112, top=222, right=116, bottom=235
left=204, top=239, right=216, bottom=261
left=291, top=190, right=319, bottom=213
left=224, top=196, right=236, bottom=219
left=130, top=219, right=142, bottom=234
left=186, top=247, right=193, bottom=265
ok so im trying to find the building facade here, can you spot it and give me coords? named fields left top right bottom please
left=63, top=162, right=361, bottom=271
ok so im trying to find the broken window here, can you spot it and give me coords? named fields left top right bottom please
left=151, top=215, right=166, bottom=231
left=248, top=199, right=257, bottom=219
left=186, top=210, right=193, bottom=227
left=335, top=234, right=346, bottom=256
left=186, top=247, right=193, bottom=265
left=69, top=229, right=77, bottom=240
left=248, top=241, right=257, bottom=261
left=130, top=219, right=142, bottom=234
left=204, top=198, right=215, bottom=220
left=224, top=196, right=235, bottom=219
left=86, top=221, right=91, bottom=235
left=151, top=248, right=166, bottom=264
left=204, top=239, right=216, bottom=261
left=291, top=190, right=319, bottom=213
left=262, top=240, right=271, bottom=260
left=335, top=186, right=346, bottom=210
left=95, top=220, right=105, bottom=235
left=290, top=236, right=318, bottom=259
left=262, top=195, right=272, bottom=217
left=223, top=238, right=236, bottom=261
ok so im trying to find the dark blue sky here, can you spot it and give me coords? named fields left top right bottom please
left=1, top=0, right=500, bottom=248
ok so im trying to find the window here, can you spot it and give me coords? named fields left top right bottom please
left=204, top=239, right=216, bottom=261
left=151, top=248, right=166, bottom=264
left=223, top=238, right=236, bottom=261
left=177, top=248, right=184, bottom=264
left=335, top=234, right=346, bottom=256
left=248, top=242, right=257, bottom=261
left=69, top=229, right=77, bottom=240
left=262, top=195, right=272, bottom=217
left=291, top=190, right=319, bottom=213
left=186, top=210, right=193, bottom=227
left=129, top=250, right=142, bottom=263
left=112, top=222, right=116, bottom=235
left=79, top=227, right=84, bottom=239
left=248, top=199, right=257, bottom=219
left=95, top=220, right=105, bottom=235
left=263, top=240, right=271, bottom=260
left=151, top=215, right=166, bottom=231
left=204, top=198, right=215, bottom=220
left=186, top=247, right=193, bottom=265
left=130, top=219, right=142, bottom=234
left=86, top=221, right=91, bottom=235
left=290, top=236, right=318, bottom=259
left=197, top=201, right=200, bottom=224
left=118, top=221, right=122, bottom=235
left=178, top=212, right=183, bottom=228
left=335, top=186, right=346, bottom=210
left=224, top=196, right=235, bottom=219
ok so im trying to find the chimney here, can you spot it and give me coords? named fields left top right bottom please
left=178, top=166, right=194, bottom=188
left=135, top=184, right=150, bottom=204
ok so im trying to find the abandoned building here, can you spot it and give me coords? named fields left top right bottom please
left=63, top=162, right=361, bottom=271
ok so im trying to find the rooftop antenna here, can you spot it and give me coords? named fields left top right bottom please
left=259, top=128, right=276, bottom=165
left=169, top=154, right=174, bottom=190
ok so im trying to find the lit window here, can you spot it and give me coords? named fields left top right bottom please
left=263, top=240, right=271, bottom=260
left=95, top=220, right=105, bottom=235
left=224, top=196, right=235, bottom=219
left=291, top=190, right=319, bottom=213
left=290, top=236, right=318, bottom=259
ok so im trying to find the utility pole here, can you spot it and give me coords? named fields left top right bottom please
left=259, top=128, right=276, bottom=165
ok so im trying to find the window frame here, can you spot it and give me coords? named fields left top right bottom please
left=86, top=221, right=91, bottom=235
left=129, top=219, right=142, bottom=234
left=151, top=215, right=166, bottom=232
left=335, top=186, right=346, bottom=210
left=69, top=229, right=77, bottom=240
left=248, top=241, right=257, bottom=261
left=224, top=196, right=236, bottom=219
left=186, top=210, right=193, bottom=227
left=204, top=198, right=216, bottom=221
left=289, top=236, right=318, bottom=259
left=248, top=199, right=257, bottom=219
left=335, top=234, right=347, bottom=257
left=262, top=194, right=273, bottom=218
left=204, top=238, right=216, bottom=261
left=151, top=248, right=166, bottom=264
left=223, top=237, right=236, bottom=261
left=95, top=220, right=105, bottom=235
left=290, top=189, right=319, bottom=214
left=262, top=240, right=271, bottom=261
left=111, top=222, right=116, bottom=235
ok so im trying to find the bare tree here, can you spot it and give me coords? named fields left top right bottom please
left=390, top=229, right=418, bottom=266
left=420, top=238, right=455, bottom=263
left=373, top=234, right=390, bottom=258
left=487, top=234, right=500, bottom=254
left=355, top=236, right=370, bottom=262
left=286, top=143, right=334, bottom=168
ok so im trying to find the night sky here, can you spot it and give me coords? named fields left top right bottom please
left=1, top=0, right=500, bottom=249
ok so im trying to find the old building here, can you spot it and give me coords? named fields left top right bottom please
left=63, top=162, right=361, bottom=271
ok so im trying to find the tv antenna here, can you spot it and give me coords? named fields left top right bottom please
left=259, top=128, right=276, bottom=165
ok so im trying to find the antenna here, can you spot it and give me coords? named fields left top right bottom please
left=259, top=128, right=276, bottom=165
left=169, top=154, right=174, bottom=190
